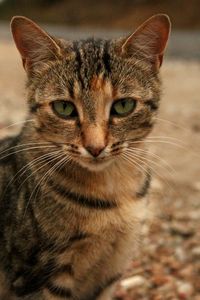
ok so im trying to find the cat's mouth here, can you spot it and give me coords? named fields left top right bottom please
left=61, top=143, right=120, bottom=171
left=76, top=156, right=114, bottom=172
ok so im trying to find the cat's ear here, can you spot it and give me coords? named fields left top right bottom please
left=11, top=16, right=62, bottom=73
left=120, top=14, right=171, bottom=68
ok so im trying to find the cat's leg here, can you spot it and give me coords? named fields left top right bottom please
left=0, top=270, right=17, bottom=300
left=96, top=284, right=116, bottom=300
left=40, top=235, right=126, bottom=300
left=43, top=285, right=115, bottom=300
left=42, top=289, right=60, bottom=300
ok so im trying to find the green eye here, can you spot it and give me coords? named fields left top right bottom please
left=52, top=101, right=77, bottom=118
left=111, top=98, right=136, bottom=117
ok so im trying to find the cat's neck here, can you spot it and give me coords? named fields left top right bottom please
left=59, top=157, right=146, bottom=204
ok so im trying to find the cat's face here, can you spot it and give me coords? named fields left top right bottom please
left=11, top=15, right=170, bottom=171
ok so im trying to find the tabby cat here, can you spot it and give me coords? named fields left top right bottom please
left=0, top=14, right=170, bottom=300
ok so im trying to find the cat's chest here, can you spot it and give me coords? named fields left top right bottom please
left=34, top=165, right=146, bottom=259
left=40, top=180, right=141, bottom=234
left=41, top=207, right=140, bottom=300
left=15, top=176, right=146, bottom=299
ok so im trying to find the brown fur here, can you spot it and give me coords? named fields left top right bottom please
left=0, top=14, right=170, bottom=300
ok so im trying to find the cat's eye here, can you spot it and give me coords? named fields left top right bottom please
left=52, top=100, right=78, bottom=119
left=111, top=98, right=136, bottom=117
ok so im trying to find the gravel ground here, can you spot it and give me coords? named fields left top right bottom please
left=0, top=31, right=200, bottom=299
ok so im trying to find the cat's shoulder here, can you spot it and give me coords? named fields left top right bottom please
left=0, top=136, right=18, bottom=150
left=0, top=135, right=19, bottom=165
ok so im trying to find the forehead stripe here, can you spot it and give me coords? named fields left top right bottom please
left=67, top=78, right=74, bottom=99
left=73, top=41, right=84, bottom=89
left=102, top=41, right=111, bottom=75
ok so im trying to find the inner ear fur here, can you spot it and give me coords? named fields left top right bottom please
left=121, top=14, right=171, bottom=68
left=11, top=16, right=62, bottom=72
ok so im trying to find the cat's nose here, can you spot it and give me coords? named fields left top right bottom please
left=86, top=145, right=105, bottom=157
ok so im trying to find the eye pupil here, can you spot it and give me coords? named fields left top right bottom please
left=111, top=98, right=136, bottom=117
left=52, top=100, right=77, bottom=119
left=122, top=101, right=126, bottom=108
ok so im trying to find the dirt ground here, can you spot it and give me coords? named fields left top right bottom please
left=0, top=36, right=200, bottom=299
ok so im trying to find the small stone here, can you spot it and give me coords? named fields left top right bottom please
left=156, top=281, right=177, bottom=296
left=188, top=210, right=200, bottom=220
left=177, top=281, right=194, bottom=298
left=120, top=275, right=147, bottom=290
left=151, top=275, right=170, bottom=287
left=174, top=212, right=189, bottom=221
left=191, top=247, right=200, bottom=259
left=175, top=247, right=186, bottom=262
left=114, top=287, right=127, bottom=299
left=179, top=265, right=193, bottom=279
left=170, top=222, right=194, bottom=238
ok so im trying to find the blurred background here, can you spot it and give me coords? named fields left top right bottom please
left=1, top=0, right=200, bottom=29
left=1, top=0, right=200, bottom=59
left=0, top=1, right=200, bottom=299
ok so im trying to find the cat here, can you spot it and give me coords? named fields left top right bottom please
left=0, top=14, right=170, bottom=300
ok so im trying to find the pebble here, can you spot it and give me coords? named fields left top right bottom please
left=120, top=275, right=147, bottom=290
left=151, top=275, right=170, bottom=287
left=170, top=222, right=194, bottom=238
left=191, top=247, right=200, bottom=259
left=188, top=210, right=200, bottom=220
left=173, top=210, right=200, bottom=221
left=175, top=247, right=187, bottom=262
left=176, top=281, right=194, bottom=298
left=179, top=265, right=193, bottom=278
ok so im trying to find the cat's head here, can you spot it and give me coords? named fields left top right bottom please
left=11, top=15, right=170, bottom=171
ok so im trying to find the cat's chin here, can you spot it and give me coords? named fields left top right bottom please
left=77, top=159, right=113, bottom=172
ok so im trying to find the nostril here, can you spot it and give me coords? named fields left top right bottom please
left=86, top=146, right=105, bottom=157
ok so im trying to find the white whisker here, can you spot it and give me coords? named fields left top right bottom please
left=0, top=119, right=35, bottom=131
left=126, top=149, right=176, bottom=181
left=18, top=151, right=63, bottom=192
left=0, top=142, right=56, bottom=158
left=0, top=145, right=57, bottom=162
left=121, top=153, right=147, bottom=176
left=123, top=151, right=176, bottom=193
left=22, top=152, right=65, bottom=219
left=32, top=154, right=72, bottom=204
left=154, top=117, right=192, bottom=134
left=127, top=147, right=176, bottom=174
left=2, top=150, right=62, bottom=198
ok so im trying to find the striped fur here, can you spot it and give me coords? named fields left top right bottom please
left=0, top=15, right=170, bottom=299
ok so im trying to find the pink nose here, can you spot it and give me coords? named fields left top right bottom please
left=86, top=146, right=105, bottom=157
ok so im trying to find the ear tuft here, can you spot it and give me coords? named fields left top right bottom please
left=121, top=14, right=171, bottom=68
left=11, top=16, right=62, bottom=72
